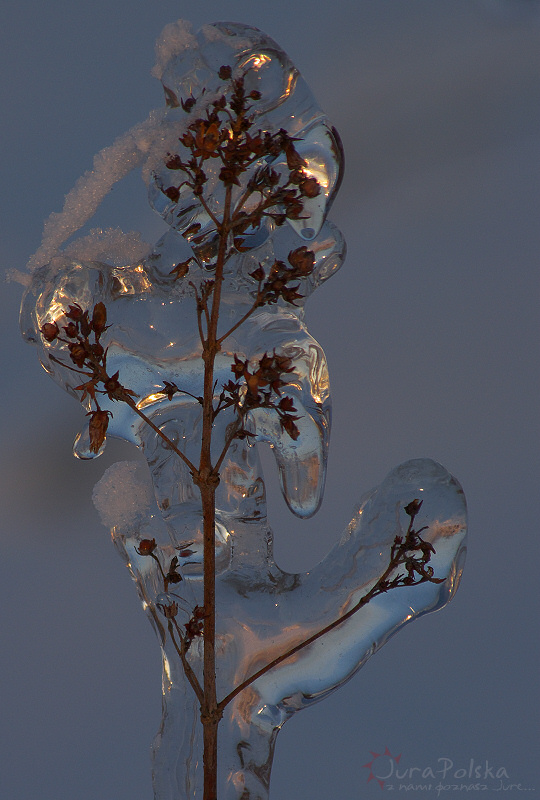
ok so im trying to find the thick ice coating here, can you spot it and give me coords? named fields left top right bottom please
left=21, top=20, right=346, bottom=521
left=20, top=20, right=466, bottom=800
left=92, top=456, right=466, bottom=800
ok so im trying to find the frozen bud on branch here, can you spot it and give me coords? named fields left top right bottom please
left=218, top=65, right=232, bottom=80
left=404, top=499, right=423, bottom=517
left=41, top=322, right=59, bottom=342
left=87, top=409, right=111, bottom=454
left=91, top=302, right=107, bottom=337
left=136, top=538, right=157, bottom=556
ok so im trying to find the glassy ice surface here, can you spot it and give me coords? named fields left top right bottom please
left=92, top=457, right=466, bottom=800
left=20, top=20, right=466, bottom=800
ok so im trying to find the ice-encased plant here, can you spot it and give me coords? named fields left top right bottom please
left=19, top=20, right=467, bottom=800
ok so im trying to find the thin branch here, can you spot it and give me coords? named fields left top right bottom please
left=217, top=575, right=386, bottom=712
left=124, top=397, right=198, bottom=475
left=211, top=417, right=243, bottom=476
left=197, top=193, right=221, bottom=230
left=217, top=510, right=443, bottom=713
left=216, top=291, right=262, bottom=346
left=230, top=186, right=255, bottom=220
left=150, top=552, right=168, bottom=585
left=190, top=282, right=207, bottom=347
left=168, top=620, right=205, bottom=706
left=49, top=353, right=92, bottom=377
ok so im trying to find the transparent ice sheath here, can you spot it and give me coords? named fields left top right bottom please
left=20, top=21, right=467, bottom=800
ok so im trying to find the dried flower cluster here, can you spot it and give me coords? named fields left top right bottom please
left=43, top=301, right=137, bottom=454
left=221, top=350, right=301, bottom=440
left=134, top=538, right=207, bottom=649
left=160, top=66, right=320, bottom=258
left=375, top=499, right=444, bottom=593
left=249, top=245, right=316, bottom=306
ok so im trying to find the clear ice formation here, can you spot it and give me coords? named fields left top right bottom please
left=20, top=21, right=467, bottom=800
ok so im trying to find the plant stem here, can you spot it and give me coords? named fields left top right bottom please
left=197, top=184, right=233, bottom=799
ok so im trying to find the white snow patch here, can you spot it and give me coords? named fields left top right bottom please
left=26, top=110, right=166, bottom=272
left=23, top=19, right=220, bottom=278
left=201, top=23, right=252, bottom=52
left=64, top=227, right=151, bottom=266
left=6, top=269, right=31, bottom=287
left=152, top=19, right=197, bottom=80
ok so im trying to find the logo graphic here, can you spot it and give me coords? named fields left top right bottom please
left=363, top=747, right=402, bottom=789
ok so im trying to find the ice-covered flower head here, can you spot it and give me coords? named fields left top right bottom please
left=148, top=21, right=344, bottom=248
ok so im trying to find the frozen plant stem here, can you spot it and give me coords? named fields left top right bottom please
left=41, top=68, right=447, bottom=800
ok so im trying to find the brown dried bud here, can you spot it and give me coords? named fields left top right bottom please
left=63, top=322, right=79, bottom=338
left=180, top=132, right=195, bottom=149
left=180, top=96, right=196, bottom=113
left=288, top=246, right=316, bottom=276
left=300, top=177, right=321, bottom=198
left=285, top=144, right=306, bottom=170
left=169, top=260, right=190, bottom=280
left=404, top=499, right=423, bottom=517
left=165, top=154, right=183, bottom=170
left=159, top=381, right=179, bottom=401
left=159, top=601, right=179, bottom=619
left=231, top=355, right=247, bottom=379
left=184, top=617, right=204, bottom=640
left=163, top=185, right=181, bottom=203
left=280, top=415, right=300, bottom=441
left=104, top=371, right=121, bottom=398
left=249, top=265, right=265, bottom=282
left=92, top=302, right=107, bottom=336
left=218, top=65, right=232, bottom=80
left=288, top=169, right=304, bottom=185
left=278, top=396, right=296, bottom=413
left=165, top=556, right=182, bottom=583
left=88, top=409, right=111, bottom=454
left=219, top=165, right=241, bottom=186
left=273, top=353, right=294, bottom=373
left=41, top=322, right=59, bottom=342
left=79, top=311, right=92, bottom=338
left=65, top=304, right=84, bottom=321
left=90, top=342, right=104, bottom=359
left=68, top=342, right=87, bottom=367
left=285, top=200, right=304, bottom=220
left=136, top=538, right=157, bottom=556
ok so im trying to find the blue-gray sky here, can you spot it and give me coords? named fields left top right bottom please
left=1, top=2, right=538, bottom=799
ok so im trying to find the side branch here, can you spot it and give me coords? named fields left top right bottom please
left=126, top=398, right=198, bottom=475
left=197, top=194, right=222, bottom=230
left=217, top=504, right=443, bottom=712
left=216, top=290, right=262, bottom=346
left=211, top=418, right=243, bottom=476
left=168, top=620, right=205, bottom=706
left=190, top=281, right=209, bottom=347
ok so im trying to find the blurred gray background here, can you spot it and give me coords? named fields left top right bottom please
left=1, top=1, right=538, bottom=798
